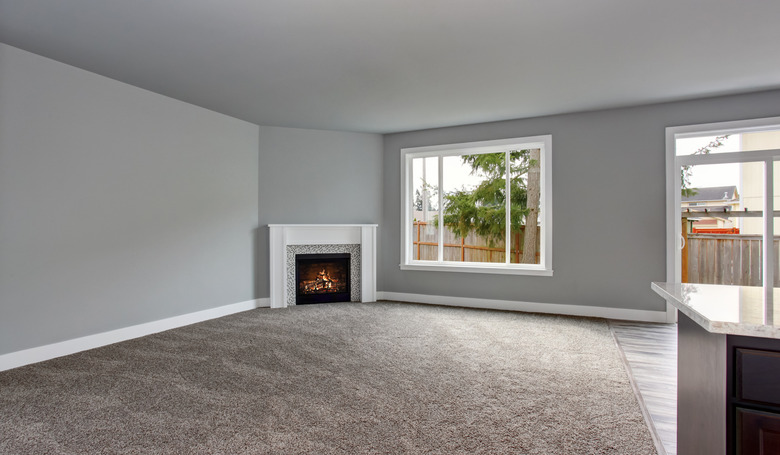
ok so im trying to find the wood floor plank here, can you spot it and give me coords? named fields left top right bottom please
left=610, top=321, right=678, bottom=455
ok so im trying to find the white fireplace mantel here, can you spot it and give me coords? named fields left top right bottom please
left=269, top=224, right=377, bottom=308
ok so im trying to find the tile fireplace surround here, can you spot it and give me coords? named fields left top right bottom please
left=269, top=224, right=377, bottom=308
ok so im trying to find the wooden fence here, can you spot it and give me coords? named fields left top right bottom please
left=685, top=234, right=779, bottom=286
left=412, top=221, right=540, bottom=264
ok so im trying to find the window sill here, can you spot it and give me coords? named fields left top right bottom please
left=399, top=262, right=553, bottom=276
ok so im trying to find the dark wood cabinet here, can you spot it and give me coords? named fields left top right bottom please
left=729, top=338, right=780, bottom=455
left=652, top=282, right=780, bottom=455
left=677, top=314, right=780, bottom=455
left=737, top=408, right=780, bottom=454
left=736, top=348, right=780, bottom=407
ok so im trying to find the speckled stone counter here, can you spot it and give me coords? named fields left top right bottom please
left=652, top=282, right=780, bottom=339
left=652, top=282, right=780, bottom=455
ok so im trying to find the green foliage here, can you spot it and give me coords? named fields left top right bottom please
left=681, top=135, right=730, bottom=197
left=435, top=150, right=535, bottom=246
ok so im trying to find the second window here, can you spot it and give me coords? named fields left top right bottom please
left=401, top=135, right=552, bottom=275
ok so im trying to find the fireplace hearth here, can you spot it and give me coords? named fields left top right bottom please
left=295, top=253, right=351, bottom=304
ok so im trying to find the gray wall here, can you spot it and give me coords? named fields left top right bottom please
left=256, top=126, right=383, bottom=295
left=4, top=40, right=780, bottom=356
left=382, top=90, right=780, bottom=312
left=0, top=44, right=259, bottom=355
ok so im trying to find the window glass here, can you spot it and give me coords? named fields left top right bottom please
left=401, top=135, right=552, bottom=275
left=676, top=135, right=740, bottom=156
left=442, top=152, right=505, bottom=264
left=681, top=162, right=763, bottom=286
left=676, top=130, right=780, bottom=156
left=742, top=131, right=780, bottom=153
left=411, top=157, right=438, bottom=261
left=511, top=149, right=541, bottom=264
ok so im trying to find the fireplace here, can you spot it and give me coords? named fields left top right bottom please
left=269, top=224, right=376, bottom=308
left=295, top=253, right=351, bottom=304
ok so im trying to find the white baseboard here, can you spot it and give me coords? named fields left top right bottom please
left=0, top=293, right=666, bottom=372
left=376, top=291, right=669, bottom=323
left=0, top=298, right=270, bottom=372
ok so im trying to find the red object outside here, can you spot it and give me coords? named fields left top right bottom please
left=691, top=227, right=740, bottom=234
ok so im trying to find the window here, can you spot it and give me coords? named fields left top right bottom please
left=666, top=117, right=780, bottom=290
left=400, top=135, right=552, bottom=275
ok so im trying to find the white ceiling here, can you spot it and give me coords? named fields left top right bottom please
left=1, top=0, right=779, bottom=133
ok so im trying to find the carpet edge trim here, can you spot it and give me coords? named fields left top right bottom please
left=0, top=298, right=270, bottom=372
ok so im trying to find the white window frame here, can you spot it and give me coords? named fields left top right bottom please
left=665, top=116, right=780, bottom=321
left=400, top=135, right=553, bottom=276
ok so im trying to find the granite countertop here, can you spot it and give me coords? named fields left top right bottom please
left=652, top=282, right=780, bottom=339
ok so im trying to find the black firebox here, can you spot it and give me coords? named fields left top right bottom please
left=295, top=253, right=351, bottom=304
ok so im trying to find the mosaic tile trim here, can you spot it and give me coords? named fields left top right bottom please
left=286, top=244, right=361, bottom=306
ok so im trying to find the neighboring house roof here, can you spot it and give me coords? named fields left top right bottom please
left=682, top=185, right=739, bottom=202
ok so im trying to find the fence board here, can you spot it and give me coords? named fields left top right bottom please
left=776, top=239, right=780, bottom=287
left=751, top=240, right=762, bottom=286
left=689, top=236, right=700, bottom=283
left=706, top=239, right=716, bottom=284
left=420, top=245, right=437, bottom=261
left=685, top=234, right=780, bottom=286
left=739, top=239, right=753, bottom=284
left=701, top=239, right=707, bottom=283
left=723, top=239, right=734, bottom=285
left=736, top=238, right=744, bottom=285
left=411, top=222, right=540, bottom=264
left=717, top=239, right=724, bottom=285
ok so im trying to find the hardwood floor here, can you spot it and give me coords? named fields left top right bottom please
left=610, top=321, right=678, bottom=455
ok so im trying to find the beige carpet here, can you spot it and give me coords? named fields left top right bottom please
left=0, top=301, right=656, bottom=454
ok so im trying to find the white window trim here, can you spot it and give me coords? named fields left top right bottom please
left=665, top=116, right=780, bottom=322
left=400, top=135, right=553, bottom=276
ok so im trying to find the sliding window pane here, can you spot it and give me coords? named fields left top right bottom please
left=442, top=152, right=505, bottom=263
left=411, top=157, right=438, bottom=261
left=682, top=162, right=763, bottom=285
left=676, top=135, right=739, bottom=156
left=677, top=130, right=780, bottom=156
left=511, top=148, right=541, bottom=264
left=741, top=130, right=780, bottom=153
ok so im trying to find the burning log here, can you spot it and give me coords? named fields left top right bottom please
left=300, top=267, right=343, bottom=294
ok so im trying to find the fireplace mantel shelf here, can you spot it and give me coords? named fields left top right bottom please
left=268, top=224, right=377, bottom=308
